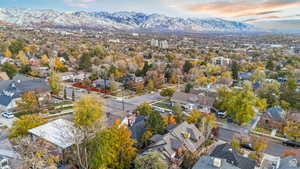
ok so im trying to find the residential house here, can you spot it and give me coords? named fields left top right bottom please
left=239, top=72, right=252, bottom=80
left=210, top=143, right=256, bottom=169
left=58, top=72, right=87, bottom=82
left=172, top=92, right=215, bottom=112
left=214, top=78, right=233, bottom=88
left=0, top=72, right=10, bottom=80
left=278, top=156, right=300, bottom=169
left=192, top=156, right=239, bottom=169
left=0, top=74, right=50, bottom=111
left=259, top=106, right=286, bottom=130
left=145, top=122, right=205, bottom=165
left=0, top=56, right=14, bottom=65
left=212, top=57, right=231, bottom=65
left=28, top=119, right=82, bottom=154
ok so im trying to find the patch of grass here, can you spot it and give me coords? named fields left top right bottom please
left=255, top=126, right=272, bottom=134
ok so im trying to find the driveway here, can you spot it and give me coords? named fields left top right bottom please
left=0, top=116, right=17, bottom=128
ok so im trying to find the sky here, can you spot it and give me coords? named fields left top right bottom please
left=1, top=0, right=300, bottom=29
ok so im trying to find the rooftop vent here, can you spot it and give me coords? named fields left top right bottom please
left=213, top=158, right=222, bottom=168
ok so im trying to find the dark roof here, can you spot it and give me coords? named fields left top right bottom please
left=146, top=122, right=205, bottom=161
left=0, top=74, right=50, bottom=106
left=130, top=115, right=146, bottom=141
left=266, top=106, right=286, bottom=122
left=210, top=143, right=256, bottom=169
left=192, top=156, right=239, bottom=169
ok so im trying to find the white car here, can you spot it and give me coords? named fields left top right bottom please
left=1, top=112, right=14, bottom=119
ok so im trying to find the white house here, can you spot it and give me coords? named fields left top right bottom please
left=212, top=57, right=231, bottom=65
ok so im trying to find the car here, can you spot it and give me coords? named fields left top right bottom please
left=282, top=140, right=300, bottom=148
left=227, top=116, right=234, bottom=123
left=1, top=112, right=14, bottom=119
left=216, top=111, right=226, bottom=118
left=241, top=143, right=255, bottom=151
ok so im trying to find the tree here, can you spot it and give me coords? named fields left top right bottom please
left=250, top=70, right=266, bottom=82
left=231, top=61, right=239, bottom=80
left=221, top=71, right=232, bottom=79
left=145, top=111, right=166, bottom=135
left=54, top=56, right=66, bottom=72
left=136, top=102, right=154, bottom=116
left=185, top=83, right=193, bottom=93
left=9, top=40, right=24, bottom=55
left=163, top=115, right=176, bottom=125
left=160, top=88, right=175, bottom=103
left=257, top=81, right=280, bottom=107
left=48, top=71, right=61, bottom=95
left=252, top=136, right=268, bottom=153
left=187, top=110, right=217, bottom=138
left=280, top=77, right=300, bottom=110
left=216, top=86, right=266, bottom=125
left=79, top=52, right=92, bottom=72
left=88, top=120, right=136, bottom=169
left=73, top=95, right=104, bottom=169
left=284, top=121, right=300, bottom=141
left=172, top=105, right=185, bottom=124
left=0, top=62, right=18, bottom=78
left=16, top=91, right=39, bottom=111
left=73, top=95, right=104, bottom=129
left=134, top=152, right=168, bottom=169
left=196, top=76, right=209, bottom=87
left=10, top=114, right=47, bottom=138
left=140, top=130, right=153, bottom=148
left=147, top=79, right=155, bottom=91
left=3, top=48, right=12, bottom=58
left=41, top=54, right=49, bottom=65
left=183, top=60, right=193, bottom=73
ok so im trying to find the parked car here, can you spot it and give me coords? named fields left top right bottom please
left=282, top=140, right=300, bottom=148
left=216, top=111, right=226, bottom=118
left=1, top=112, right=14, bottom=119
left=241, top=143, right=255, bottom=151
left=227, top=116, right=233, bottom=123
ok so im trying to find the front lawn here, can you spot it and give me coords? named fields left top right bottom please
left=254, top=126, right=272, bottom=134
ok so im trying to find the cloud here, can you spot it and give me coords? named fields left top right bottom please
left=243, top=16, right=282, bottom=23
left=186, top=0, right=300, bottom=17
left=235, top=11, right=281, bottom=18
left=64, top=0, right=96, bottom=7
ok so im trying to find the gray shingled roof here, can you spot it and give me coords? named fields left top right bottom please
left=192, top=156, right=240, bottom=169
left=210, top=143, right=256, bottom=169
left=146, top=122, right=205, bottom=161
left=0, top=74, right=50, bottom=107
left=266, top=106, right=286, bottom=122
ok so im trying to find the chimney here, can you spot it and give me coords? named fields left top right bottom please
left=213, top=158, right=222, bottom=168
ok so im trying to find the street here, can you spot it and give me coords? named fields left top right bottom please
left=218, top=128, right=300, bottom=160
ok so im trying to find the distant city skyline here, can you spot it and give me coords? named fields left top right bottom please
left=1, top=0, right=300, bottom=30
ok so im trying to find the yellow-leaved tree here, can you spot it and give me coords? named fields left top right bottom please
left=41, top=54, right=49, bottom=65
left=4, top=48, right=12, bottom=58
left=9, top=114, right=48, bottom=138
left=73, top=95, right=105, bottom=169
left=48, top=71, right=61, bottom=95
left=88, top=120, right=137, bottom=169
left=16, top=91, right=40, bottom=113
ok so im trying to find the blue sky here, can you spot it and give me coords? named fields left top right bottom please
left=1, top=0, right=300, bottom=25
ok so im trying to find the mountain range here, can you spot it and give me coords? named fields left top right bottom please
left=0, top=8, right=258, bottom=33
